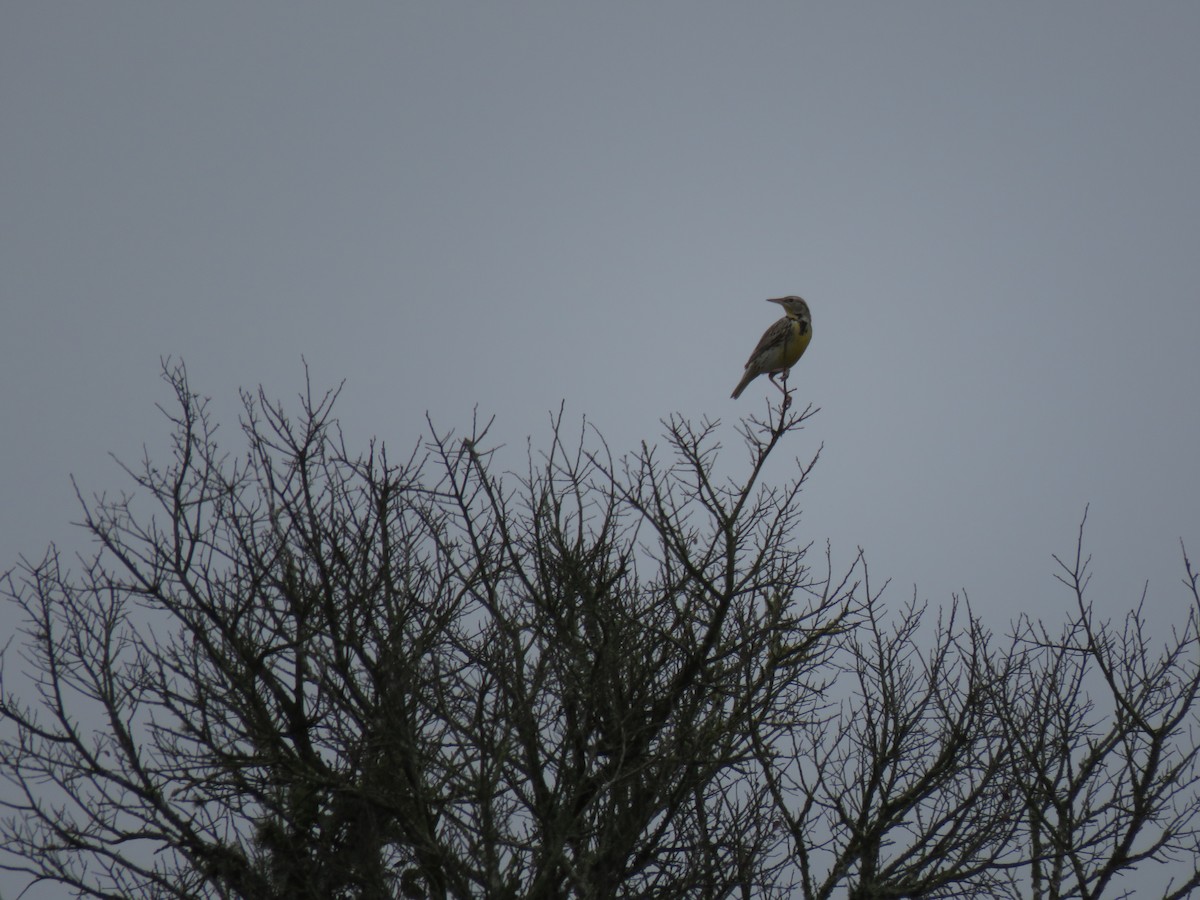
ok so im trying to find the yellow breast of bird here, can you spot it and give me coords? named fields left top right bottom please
left=778, top=318, right=811, bottom=369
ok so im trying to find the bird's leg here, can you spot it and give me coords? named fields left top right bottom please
left=768, top=372, right=788, bottom=395
left=779, top=370, right=793, bottom=409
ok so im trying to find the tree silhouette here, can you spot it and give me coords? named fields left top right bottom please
left=1, top=362, right=1198, bottom=898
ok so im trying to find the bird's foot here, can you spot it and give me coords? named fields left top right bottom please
left=777, top=373, right=793, bottom=409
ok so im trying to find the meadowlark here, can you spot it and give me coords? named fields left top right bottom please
left=730, top=296, right=812, bottom=399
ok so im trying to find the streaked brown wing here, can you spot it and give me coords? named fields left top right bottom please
left=745, top=316, right=790, bottom=367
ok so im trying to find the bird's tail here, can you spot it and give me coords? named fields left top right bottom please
left=730, top=369, right=756, bottom=399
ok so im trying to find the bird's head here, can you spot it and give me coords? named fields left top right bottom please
left=768, top=295, right=810, bottom=321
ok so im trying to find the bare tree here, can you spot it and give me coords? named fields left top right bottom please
left=1, top=363, right=1198, bottom=899
left=0, top=362, right=855, bottom=899
left=761, top=596, right=1027, bottom=899
left=996, top=514, right=1200, bottom=900
left=755, top=520, right=1200, bottom=900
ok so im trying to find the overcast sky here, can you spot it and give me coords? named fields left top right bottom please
left=6, top=3, right=1200, bottom=614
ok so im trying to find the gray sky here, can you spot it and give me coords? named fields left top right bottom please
left=5, top=4, right=1199, bottom=619
left=5, top=2, right=1200, bottom=624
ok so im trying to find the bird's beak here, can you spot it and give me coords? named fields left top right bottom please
left=766, top=297, right=785, bottom=305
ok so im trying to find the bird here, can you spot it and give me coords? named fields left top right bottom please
left=730, top=296, right=812, bottom=399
